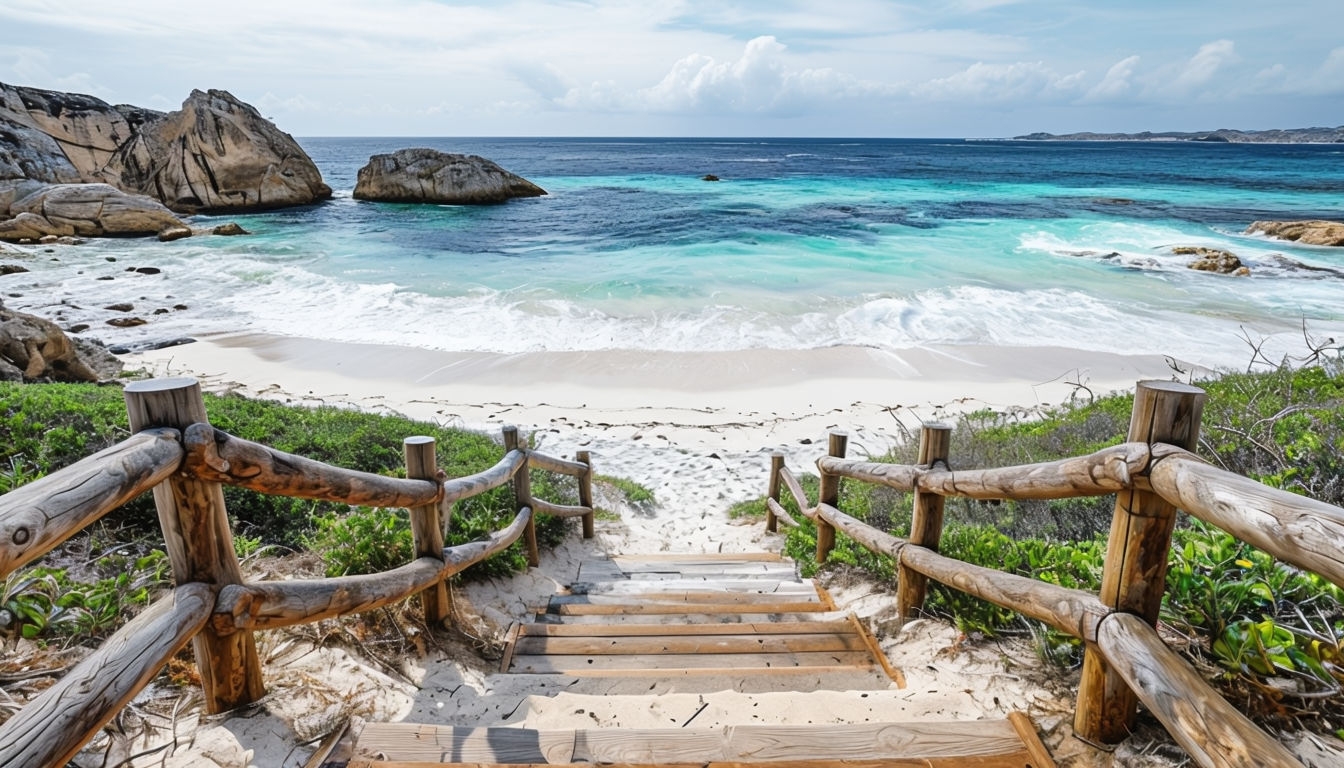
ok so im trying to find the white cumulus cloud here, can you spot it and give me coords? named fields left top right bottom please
left=913, top=61, right=1085, bottom=103
left=1085, top=55, right=1140, bottom=102
left=1172, top=40, right=1236, bottom=91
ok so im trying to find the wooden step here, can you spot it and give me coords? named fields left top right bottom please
left=351, top=717, right=1056, bottom=766
left=567, top=579, right=817, bottom=595
left=530, top=610, right=854, bottom=626
left=543, top=599, right=831, bottom=616
left=518, top=619, right=857, bottom=637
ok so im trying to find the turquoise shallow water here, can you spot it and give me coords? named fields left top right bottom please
left=9, top=138, right=1344, bottom=368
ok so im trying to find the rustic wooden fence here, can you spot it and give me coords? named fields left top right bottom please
left=767, top=380, right=1344, bottom=768
left=0, top=377, right=595, bottom=767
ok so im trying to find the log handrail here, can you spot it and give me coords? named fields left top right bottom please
left=0, top=582, right=213, bottom=767
left=818, top=441, right=1148, bottom=500
left=779, top=465, right=814, bottom=519
left=0, top=371, right=593, bottom=767
left=214, top=508, right=534, bottom=633
left=530, top=498, right=594, bottom=519
left=815, top=503, right=1111, bottom=641
left=182, top=423, right=442, bottom=508
left=528, top=450, right=589, bottom=477
left=0, top=428, right=182, bottom=579
left=765, top=497, right=800, bottom=529
left=1094, top=612, right=1302, bottom=767
left=1147, top=443, right=1344, bottom=591
left=443, top=449, right=527, bottom=504
left=782, top=380, right=1332, bottom=768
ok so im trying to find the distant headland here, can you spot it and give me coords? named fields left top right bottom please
left=1013, top=127, right=1344, bottom=143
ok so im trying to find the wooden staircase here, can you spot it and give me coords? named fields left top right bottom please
left=347, top=554, right=1056, bottom=768
left=501, top=553, right=900, bottom=686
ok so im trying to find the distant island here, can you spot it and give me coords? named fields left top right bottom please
left=1013, top=127, right=1344, bottom=143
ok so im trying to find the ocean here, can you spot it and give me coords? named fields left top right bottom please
left=9, top=138, right=1344, bottom=369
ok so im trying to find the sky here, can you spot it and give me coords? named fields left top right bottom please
left=1, top=0, right=1340, bottom=138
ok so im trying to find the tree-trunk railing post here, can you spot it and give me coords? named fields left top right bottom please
left=405, top=436, right=450, bottom=628
left=502, top=426, right=539, bottom=567
left=766, top=453, right=785, bottom=533
left=123, top=377, right=265, bottom=713
left=815, top=432, right=848, bottom=563
left=577, top=450, right=595, bottom=539
left=897, top=423, right=953, bottom=624
left=1075, top=380, right=1206, bottom=745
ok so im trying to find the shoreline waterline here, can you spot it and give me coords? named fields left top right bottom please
left=128, top=333, right=1191, bottom=453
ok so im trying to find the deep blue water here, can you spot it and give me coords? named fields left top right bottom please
left=11, top=138, right=1344, bottom=366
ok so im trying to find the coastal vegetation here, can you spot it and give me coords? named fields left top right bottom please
left=732, top=358, right=1344, bottom=735
left=0, top=382, right=612, bottom=649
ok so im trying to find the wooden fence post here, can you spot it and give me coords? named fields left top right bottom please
left=815, top=432, right=848, bottom=563
left=123, top=378, right=265, bottom=713
left=1075, top=380, right=1205, bottom=744
left=577, top=450, right=595, bottom=539
left=502, top=426, right=539, bottom=567
left=898, top=423, right=953, bottom=624
left=405, top=436, right=450, bottom=628
left=767, top=453, right=785, bottom=533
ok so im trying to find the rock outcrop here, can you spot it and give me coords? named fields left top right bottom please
left=1246, top=220, right=1344, bottom=247
left=0, top=300, right=121, bottom=382
left=0, top=82, right=330, bottom=215
left=353, top=148, right=546, bottom=204
left=1174, top=246, right=1250, bottom=275
left=0, top=182, right=188, bottom=241
left=110, top=89, right=331, bottom=212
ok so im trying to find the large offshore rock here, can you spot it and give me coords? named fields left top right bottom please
left=1247, top=220, right=1344, bottom=247
left=353, top=148, right=546, bottom=204
left=109, top=89, right=331, bottom=213
left=0, top=182, right=188, bottom=241
left=0, top=81, right=330, bottom=215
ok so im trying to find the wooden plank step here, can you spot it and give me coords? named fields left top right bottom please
left=576, top=560, right=800, bottom=580
left=549, top=591, right=820, bottom=607
left=566, top=580, right=817, bottom=596
left=513, top=631, right=867, bottom=656
left=609, top=553, right=784, bottom=564
left=532, top=610, right=852, bottom=625
left=545, top=600, right=829, bottom=616
left=509, top=650, right=876, bottom=674
left=353, top=719, right=1054, bottom=765
left=518, top=619, right=855, bottom=637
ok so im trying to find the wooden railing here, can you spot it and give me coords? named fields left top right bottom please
left=0, top=377, right=595, bottom=768
left=767, top=380, right=1343, bottom=768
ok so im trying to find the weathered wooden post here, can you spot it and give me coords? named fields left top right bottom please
left=577, top=450, right=595, bottom=539
left=815, top=432, right=848, bottom=563
left=502, top=426, right=540, bottom=567
left=123, top=378, right=265, bottom=713
left=405, top=436, right=450, bottom=627
left=1075, top=380, right=1205, bottom=744
left=898, top=423, right=953, bottom=624
left=767, top=453, right=785, bottom=533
